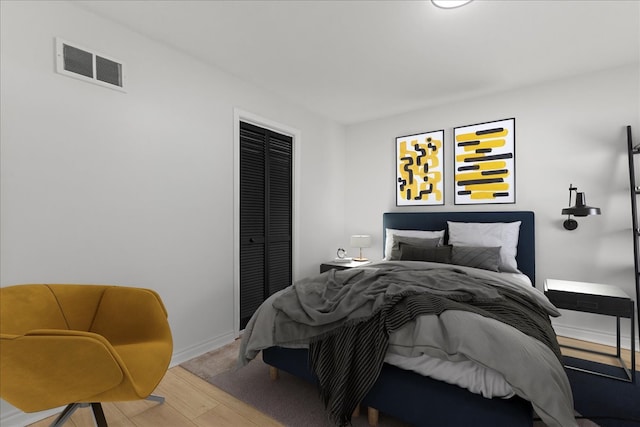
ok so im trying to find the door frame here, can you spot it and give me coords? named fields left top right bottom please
left=233, top=108, right=301, bottom=337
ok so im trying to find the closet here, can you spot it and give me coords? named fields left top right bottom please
left=239, top=121, right=293, bottom=330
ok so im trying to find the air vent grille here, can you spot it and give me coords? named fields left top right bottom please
left=56, top=38, right=125, bottom=92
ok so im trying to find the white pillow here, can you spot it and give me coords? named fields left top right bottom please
left=384, top=228, right=445, bottom=260
left=447, top=221, right=521, bottom=273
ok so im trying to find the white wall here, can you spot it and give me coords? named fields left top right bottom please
left=0, top=1, right=347, bottom=424
left=2, top=1, right=638, bottom=425
left=344, top=64, right=640, bottom=349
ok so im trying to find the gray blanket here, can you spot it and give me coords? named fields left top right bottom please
left=238, top=261, right=577, bottom=427
left=272, top=266, right=500, bottom=339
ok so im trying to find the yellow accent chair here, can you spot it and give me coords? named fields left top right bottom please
left=0, top=284, right=173, bottom=426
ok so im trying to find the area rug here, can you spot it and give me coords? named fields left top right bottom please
left=205, top=357, right=409, bottom=427
left=182, top=342, right=635, bottom=426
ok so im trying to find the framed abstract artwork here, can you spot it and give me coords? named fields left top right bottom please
left=396, top=129, right=444, bottom=206
left=454, top=118, right=515, bottom=205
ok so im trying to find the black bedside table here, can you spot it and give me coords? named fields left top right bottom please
left=320, top=260, right=371, bottom=273
left=544, top=278, right=636, bottom=383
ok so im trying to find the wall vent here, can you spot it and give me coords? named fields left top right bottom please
left=55, top=38, right=125, bottom=92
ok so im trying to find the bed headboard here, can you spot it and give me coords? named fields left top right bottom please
left=382, top=211, right=535, bottom=285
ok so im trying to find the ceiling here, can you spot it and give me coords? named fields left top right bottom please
left=75, top=0, right=639, bottom=125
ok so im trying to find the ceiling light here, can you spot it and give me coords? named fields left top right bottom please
left=432, top=0, right=473, bottom=9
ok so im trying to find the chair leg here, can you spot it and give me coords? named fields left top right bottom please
left=50, top=403, right=81, bottom=427
left=90, top=403, right=108, bottom=427
left=50, top=397, right=163, bottom=427
left=146, top=394, right=165, bottom=404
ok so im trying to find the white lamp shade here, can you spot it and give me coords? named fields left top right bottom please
left=350, top=235, right=372, bottom=248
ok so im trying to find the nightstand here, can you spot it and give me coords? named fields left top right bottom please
left=320, top=260, right=372, bottom=273
left=544, top=278, right=636, bottom=383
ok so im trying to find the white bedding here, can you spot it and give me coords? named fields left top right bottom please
left=384, top=347, right=515, bottom=398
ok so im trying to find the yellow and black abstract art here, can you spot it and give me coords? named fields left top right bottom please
left=396, top=130, right=444, bottom=206
left=454, top=118, right=515, bottom=205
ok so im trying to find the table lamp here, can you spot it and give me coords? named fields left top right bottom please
left=350, top=235, right=372, bottom=261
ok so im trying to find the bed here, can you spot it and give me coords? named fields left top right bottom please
left=238, top=211, right=577, bottom=427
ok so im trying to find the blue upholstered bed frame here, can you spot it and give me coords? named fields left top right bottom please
left=263, top=211, right=536, bottom=427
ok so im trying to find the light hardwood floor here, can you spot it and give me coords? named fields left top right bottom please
left=557, top=336, right=637, bottom=368
left=28, top=337, right=639, bottom=427
left=28, top=365, right=282, bottom=427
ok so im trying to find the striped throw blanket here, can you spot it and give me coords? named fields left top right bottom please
left=309, top=288, right=561, bottom=426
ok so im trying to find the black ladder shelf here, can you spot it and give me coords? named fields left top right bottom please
left=626, top=125, right=640, bottom=346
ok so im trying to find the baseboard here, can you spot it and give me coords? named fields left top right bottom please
left=552, top=323, right=639, bottom=351
left=1, top=331, right=238, bottom=427
left=170, top=330, right=237, bottom=367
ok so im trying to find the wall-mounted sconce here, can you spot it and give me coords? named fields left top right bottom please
left=561, top=184, right=601, bottom=230
left=350, top=235, right=372, bottom=261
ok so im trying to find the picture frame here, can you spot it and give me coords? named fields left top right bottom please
left=396, top=129, right=444, bottom=206
left=453, top=118, right=515, bottom=205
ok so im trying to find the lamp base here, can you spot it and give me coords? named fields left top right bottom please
left=563, top=218, right=578, bottom=230
left=353, top=257, right=369, bottom=262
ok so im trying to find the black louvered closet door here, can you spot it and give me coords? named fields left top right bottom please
left=239, top=121, right=292, bottom=330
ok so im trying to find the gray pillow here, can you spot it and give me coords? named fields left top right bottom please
left=451, top=246, right=501, bottom=272
left=399, top=244, right=452, bottom=263
left=447, top=221, right=521, bottom=273
left=389, top=236, right=441, bottom=260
